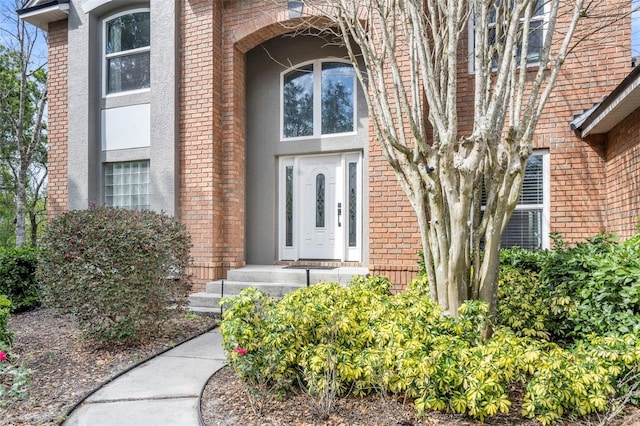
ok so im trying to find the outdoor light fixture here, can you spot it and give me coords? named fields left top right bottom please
left=288, top=1, right=303, bottom=19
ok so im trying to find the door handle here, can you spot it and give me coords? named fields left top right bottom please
left=337, top=202, right=342, bottom=227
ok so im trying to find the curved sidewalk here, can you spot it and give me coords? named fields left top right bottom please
left=64, top=329, right=226, bottom=426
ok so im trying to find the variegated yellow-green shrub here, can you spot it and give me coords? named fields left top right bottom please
left=220, top=275, right=640, bottom=424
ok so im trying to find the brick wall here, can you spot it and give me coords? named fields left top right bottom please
left=45, top=0, right=636, bottom=290
left=544, top=1, right=630, bottom=242
left=179, top=0, right=221, bottom=291
left=367, top=1, right=631, bottom=284
left=604, top=108, right=640, bottom=236
left=47, top=20, right=68, bottom=218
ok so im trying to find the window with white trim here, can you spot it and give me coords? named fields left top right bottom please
left=483, top=152, right=549, bottom=250
left=282, top=60, right=356, bottom=139
left=470, top=0, right=546, bottom=71
left=104, top=161, right=150, bottom=210
left=104, top=10, right=150, bottom=95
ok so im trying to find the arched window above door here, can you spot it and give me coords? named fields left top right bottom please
left=281, top=60, right=356, bottom=140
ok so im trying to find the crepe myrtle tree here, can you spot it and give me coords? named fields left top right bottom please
left=290, top=0, right=622, bottom=325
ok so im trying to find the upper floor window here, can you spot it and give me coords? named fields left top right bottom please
left=282, top=60, right=356, bottom=139
left=104, top=10, right=150, bottom=95
left=470, top=0, right=545, bottom=71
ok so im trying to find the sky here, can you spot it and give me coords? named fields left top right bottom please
left=0, top=0, right=47, bottom=64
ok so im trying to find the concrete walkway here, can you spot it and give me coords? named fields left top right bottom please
left=64, top=329, right=226, bottom=426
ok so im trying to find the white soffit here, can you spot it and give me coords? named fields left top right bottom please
left=18, top=1, right=69, bottom=31
left=581, top=71, right=640, bottom=137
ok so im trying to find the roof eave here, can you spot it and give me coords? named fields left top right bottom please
left=17, top=1, right=69, bottom=31
left=576, top=65, right=640, bottom=138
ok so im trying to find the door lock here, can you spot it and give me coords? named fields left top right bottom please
left=337, top=202, right=342, bottom=227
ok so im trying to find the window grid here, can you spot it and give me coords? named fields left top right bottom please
left=104, top=161, right=150, bottom=210
left=470, top=0, right=546, bottom=72
left=282, top=60, right=356, bottom=140
left=104, top=10, right=151, bottom=95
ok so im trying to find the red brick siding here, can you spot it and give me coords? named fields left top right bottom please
left=44, top=0, right=636, bottom=289
left=179, top=0, right=221, bottom=291
left=47, top=20, right=68, bottom=218
left=604, top=108, right=640, bottom=236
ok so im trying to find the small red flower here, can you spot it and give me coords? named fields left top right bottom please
left=0, top=350, right=7, bottom=362
left=235, top=347, right=247, bottom=356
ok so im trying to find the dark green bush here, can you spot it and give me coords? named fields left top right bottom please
left=0, top=246, right=39, bottom=312
left=0, top=295, right=12, bottom=346
left=541, top=233, right=640, bottom=339
left=499, top=247, right=545, bottom=273
left=37, top=207, right=193, bottom=345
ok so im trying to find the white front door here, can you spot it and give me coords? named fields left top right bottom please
left=279, top=153, right=362, bottom=262
left=299, top=155, right=341, bottom=259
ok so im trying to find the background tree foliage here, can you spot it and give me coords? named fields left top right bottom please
left=0, top=0, right=48, bottom=247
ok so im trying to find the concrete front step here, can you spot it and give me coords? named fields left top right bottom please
left=226, top=265, right=368, bottom=286
left=205, top=281, right=306, bottom=297
left=188, top=265, right=369, bottom=316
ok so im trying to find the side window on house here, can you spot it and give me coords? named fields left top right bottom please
left=282, top=60, right=355, bottom=139
left=104, top=161, right=150, bottom=210
left=472, top=0, right=545, bottom=69
left=105, top=10, right=150, bottom=95
left=496, top=153, right=548, bottom=250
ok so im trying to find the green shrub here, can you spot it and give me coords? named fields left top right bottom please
left=496, top=267, right=551, bottom=339
left=499, top=247, right=545, bottom=273
left=0, top=295, right=12, bottom=346
left=221, top=275, right=640, bottom=424
left=0, top=246, right=39, bottom=312
left=37, top=207, right=192, bottom=345
left=540, top=233, right=640, bottom=340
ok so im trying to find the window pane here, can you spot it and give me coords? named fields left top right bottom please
left=321, top=62, right=354, bottom=135
left=108, top=51, right=151, bottom=94
left=520, top=154, right=543, bottom=204
left=104, top=161, right=150, bottom=210
left=283, top=65, right=313, bottom=138
left=286, top=166, right=294, bottom=247
left=348, top=162, right=357, bottom=247
left=521, top=19, right=543, bottom=63
left=501, top=209, right=542, bottom=250
left=481, top=155, right=542, bottom=205
left=106, top=12, right=150, bottom=54
left=316, top=173, right=325, bottom=228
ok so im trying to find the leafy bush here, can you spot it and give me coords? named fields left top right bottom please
left=221, top=276, right=640, bottom=424
left=0, top=247, right=39, bottom=312
left=496, top=267, right=551, bottom=339
left=0, top=296, right=31, bottom=407
left=0, top=296, right=12, bottom=347
left=499, top=247, right=545, bottom=273
left=38, top=207, right=192, bottom=345
left=540, top=233, right=640, bottom=340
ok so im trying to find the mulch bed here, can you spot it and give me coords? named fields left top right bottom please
left=200, top=367, right=640, bottom=426
left=3, top=307, right=217, bottom=425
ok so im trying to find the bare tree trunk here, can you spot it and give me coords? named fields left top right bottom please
left=15, top=167, right=27, bottom=246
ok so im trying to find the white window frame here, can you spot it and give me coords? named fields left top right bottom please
left=468, top=1, right=548, bottom=74
left=280, top=58, right=358, bottom=141
left=102, top=8, right=151, bottom=98
left=506, top=149, right=550, bottom=250
left=278, top=153, right=363, bottom=262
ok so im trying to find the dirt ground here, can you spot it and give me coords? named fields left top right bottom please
left=2, top=308, right=216, bottom=425
left=200, top=366, right=640, bottom=426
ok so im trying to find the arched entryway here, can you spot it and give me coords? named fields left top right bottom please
left=244, top=34, right=369, bottom=265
